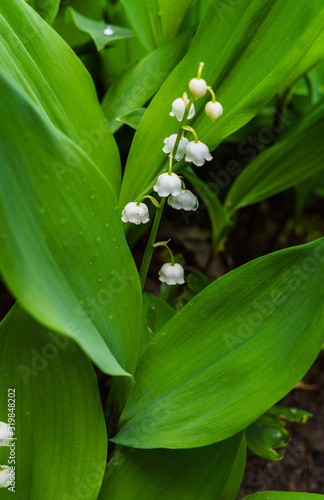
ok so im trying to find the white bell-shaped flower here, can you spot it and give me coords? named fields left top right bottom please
left=121, top=202, right=149, bottom=225
left=168, top=189, right=199, bottom=211
left=0, top=423, right=11, bottom=447
left=169, top=97, right=195, bottom=122
left=158, top=263, right=185, bottom=285
left=162, top=135, right=189, bottom=161
left=153, top=173, right=182, bottom=197
left=185, top=140, right=212, bottom=167
left=205, top=101, right=223, bottom=121
left=0, top=466, right=11, bottom=488
left=189, top=78, right=207, bottom=98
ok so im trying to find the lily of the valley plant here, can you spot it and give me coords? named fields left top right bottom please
left=0, top=0, right=323, bottom=499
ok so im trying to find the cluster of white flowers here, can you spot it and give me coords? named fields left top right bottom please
left=121, top=62, right=222, bottom=285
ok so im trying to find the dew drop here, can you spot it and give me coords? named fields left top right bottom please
left=103, top=25, right=114, bottom=36
left=109, top=315, right=113, bottom=319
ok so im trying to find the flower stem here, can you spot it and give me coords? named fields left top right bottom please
left=165, top=245, right=175, bottom=265
left=171, top=95, right=195, bottom=161
left=139, top=93, right=194, bottom=290
left=139, top=197, right=166, bottom=290
left=207, top=86, right=216, bottom=103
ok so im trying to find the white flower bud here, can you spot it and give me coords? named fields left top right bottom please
left=0, top=466, right=12, bottom=488
left=169, top=97, right=195, bottom=122
left=158, top=263, right=185, bottom=285
left=185, top=140, right=212, bottom=167
left=189, top=78, right=207, bottom=98
left=205, top=101, right=223, bottom=121
left=162, top=135, right=189, bottom=161
left=153, top=173, right=182, bottom=197
left=121, top=202, right=149, bottom=225
left=0, top=423, right=12, bottom=447
left=168, top=189, right=199, bottom=211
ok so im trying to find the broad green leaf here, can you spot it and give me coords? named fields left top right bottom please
left=68, top=8, right=134, bottom=51
left=117, top=108, right=146, bottom=130
left=184, top=168, right=232, bottom=250
left=219, top=434, right=247, bottom=500
left=246, top=406, right=312, bottom=461
left=120, top=0, right=324, bottom=207
left=121, top=0, right=162, bottom=51
left=102, top=27, right=194, bottom=133
left=159, top=0, right=195, bottom=43
left=0, top=73, right=141, bottom=377
left=242, top=493, right=324, bottom=500
left=0, top=304, right=107, bottom=499
left=177, top=270, right=211, bottom=310
left=112, top=239, right=324, bottom=448
left=25, top=0, right=60, bottom=24
left=280, top=31, right=324, bottom=103
left=99, top=434, right=243, bottom=499
left=141, top=293, right=175, bottom=356
left=0, top=0, right=121, bottom=193
left=225, top=102, right=324, bottom=215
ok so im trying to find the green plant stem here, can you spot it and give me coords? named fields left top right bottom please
left=139, top=93, right=194, bottom=290
left=139, top=197, right=166, bottom=290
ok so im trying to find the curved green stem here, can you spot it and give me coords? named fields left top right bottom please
left=139, top=93, right=195, bottom=290
left=139, top=198, right=166, bottom=290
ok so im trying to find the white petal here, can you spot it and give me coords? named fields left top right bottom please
left=189, top=78, right=207, bottom=98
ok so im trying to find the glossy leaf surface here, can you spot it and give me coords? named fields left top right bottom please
left=113, top=239, right=324, bottom=448
left=0, top=74, right=141, bottom=376
left=0, top=304, right=107, bottom=499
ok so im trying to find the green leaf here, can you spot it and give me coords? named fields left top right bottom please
left=102, top=27, right=194, bottom=133
left=68, top=8, right=134, bottom=51
left=0, top=0, right=121, bottom=193
left=246, top=406, right=312, bottom=461
left=224, top=101, right=324, bottom=215
left=177, top=270, right=211, bottom=309
left=25, top=0, right=60, bottom=24
left=219, top=434, right=247, bottom=500
left=141, top=293, right=175, bottom=356
left=121, top=0, right=162, bottom=51
left=184, top=168, right=232, bottom=250
left=112, top=238, right=324, bottom=448
left=280, top=31, right=324, bottom=104
left=120, top=0, right=324, bottom=207
left=117, top=108, right=146, bottom=130
left=0, top=73, right=141, bottom=377
left=0, top=304, right=107, bottom=499
left=159, top=0, right=195, bottom=43
left=242, top=493, right=324, bottom=500
left=99, top=433, right=244, bottom=499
